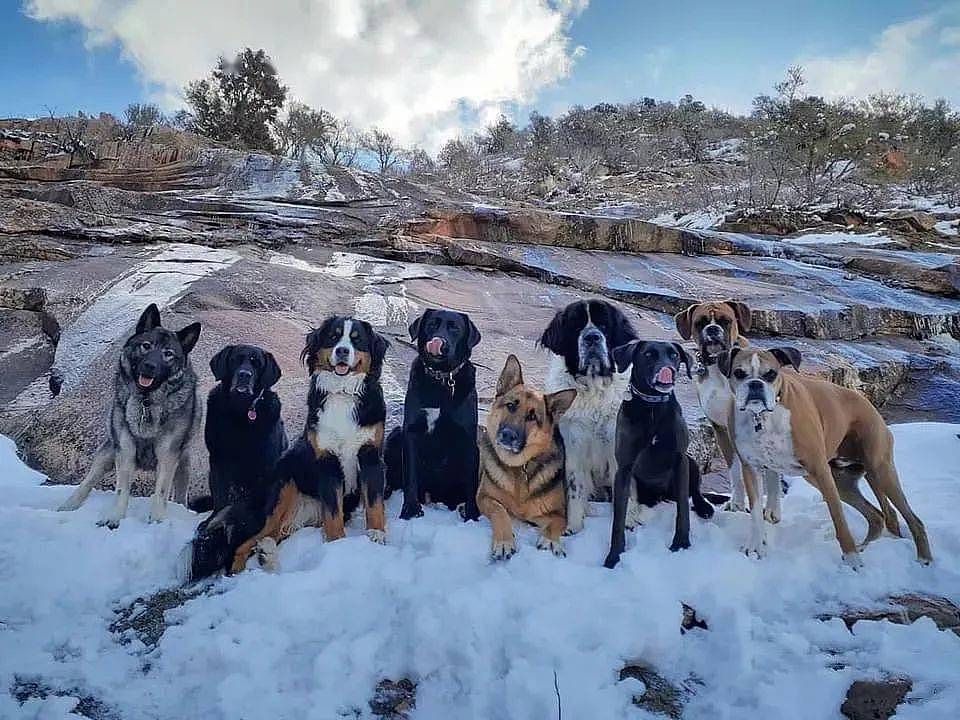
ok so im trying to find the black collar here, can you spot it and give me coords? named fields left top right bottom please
left=627, top=383, right=673, bottom=404
left=423, top=362, right=465, bottom=394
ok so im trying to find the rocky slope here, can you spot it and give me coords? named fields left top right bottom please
left=1, top=131, right=959, bottom=497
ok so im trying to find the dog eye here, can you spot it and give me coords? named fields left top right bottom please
left=762, top=369, right=778, bottom=381
left=732, top=369, right=747, bottom=380
left=162, top=349, right=175, bottom=361
left=139, top=341, right=152, bottom=352
left=506, top=400, right=518, bottom=413
left=350, top=331, right=359, bottom=340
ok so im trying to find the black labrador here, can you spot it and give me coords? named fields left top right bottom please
left=182, top=344, right=288, bottom=581
left=603, top=341, right=714, bottom=569
left=385, top=309, right=482, bottom=520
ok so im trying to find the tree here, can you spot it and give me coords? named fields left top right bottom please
left=438, top=137, right=482, bottom=185
left=362, top=126, right=405, bottom=174
left=183, top=48, right=287, bottom=152
left=480, top=115, right=519, bottom=155
left=274, top=102, right=328, bottom=160
left=319, top=115, right=360, bottom=166
left=124, top=103, right=165, bottom=129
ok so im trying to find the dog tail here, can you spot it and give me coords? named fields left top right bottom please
left=188, top=495, right=214, bottom=513
left=383, top=427, right=403, bottom=499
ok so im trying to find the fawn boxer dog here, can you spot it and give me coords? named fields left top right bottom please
left=675, top=301, right=782, bottom=520
left=722, top=346, right=932, bottom=567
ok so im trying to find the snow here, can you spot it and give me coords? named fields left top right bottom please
left=2, top=424, right=960, bottom=719
left=935, top=220, right=958, bottom=237
left=650, top=209, right=727, bottom=230
left=783, top=231, right=893, bottom=246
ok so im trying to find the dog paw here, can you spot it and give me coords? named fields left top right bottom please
left=763, top=507, right=781, bottom=524
left=97, top=516, right=121, bottom=530
left=148, top=499, right=167, bottom=524
left=725, top=500, right=747, bottom=513
left=457, top=503, right=480, bottom=522
left=490, top=540, right=517, bottom=561
left=917, top=555, right=933, bottom=567
left=603, top=552, right=621, bottom=569
left=254, top=538, right=279, bottom=571
left=367, top=529, right=387, bottom=544
left=740, top=542, right=767, bottom=559
left=58, top=497, right=82, bottom=512
left=624, top=500, right=645, bottom=530
left=536, top=536, right=566, bottom=557
left=693, top=501, right=715, bottom=520
left=399, top=503, right=424, bottom=520
left=842, top=552, right=864, bottom=570
left=669, top=536, right=691, bottom=552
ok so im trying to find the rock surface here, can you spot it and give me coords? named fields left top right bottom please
left=619, top=663, right=686, bottom=719
left=2, top=139, right=960, bottom=500
left=840, top=678, right=912, bottom=720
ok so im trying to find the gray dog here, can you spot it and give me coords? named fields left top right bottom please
left=58, top=303, right=202, bottom=527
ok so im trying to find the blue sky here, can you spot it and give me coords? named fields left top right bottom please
left=2, top=1, right=958, bottom=146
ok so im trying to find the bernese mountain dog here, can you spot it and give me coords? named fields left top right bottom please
left=230, top=316, right=390, bottom=573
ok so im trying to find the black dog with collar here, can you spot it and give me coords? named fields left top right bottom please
left=604, top=341, right=714, bottom=568
left=183, top=344, right=288, bottom=581
left=385, top=309, right=482, bottom=520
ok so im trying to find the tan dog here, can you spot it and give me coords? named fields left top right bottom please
left=675, top=300, right=781, bottom=519
left=722, top=346, right=931, bottom=566
left=476, top=355, right=577, bottom=560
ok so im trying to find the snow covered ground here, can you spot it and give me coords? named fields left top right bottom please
left=2, top=425, right=960, bottom=719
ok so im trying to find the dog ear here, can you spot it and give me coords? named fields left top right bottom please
left=408, top=310, right=429, bottom=341
left=718, top=347, right=741, bottom=377
left=545, top=389, right=577, bottom=420
left=769, top=346, right=801, bottom=371
left=538, top=307, right=568, bottom=354
left=612, top=341, right=641, bottom=373
left=608, top=305, right=638, bottom=348
left=136, top=303, right=161, bottom=334
left=464, top=313, right=482, bottom=349
left=674, top=304, right=696, bottom=340
left=372, top=330, right=390, bottom=364
left=209, top=346, right=235, bottom=382
left=673, top=343, right=693, bottom=379
left=176, top=323, right=201, bottom=354
left=725, top=301, right=752, bottom=333
left=261, top=351, right=282, bottom=388
left=496, top=354, right=524, bottom=396
left=301, top=317, right=335, bottom=373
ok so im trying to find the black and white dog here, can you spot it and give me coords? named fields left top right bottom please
left=182, top=345, right=288, bottom=581
left=540, top=299, right=638, bottom=533
left=230, top=316, right=390, bottom=573
left=604, top=341, right=715, bottom=568
left=385, top=308, right=482, bottom=520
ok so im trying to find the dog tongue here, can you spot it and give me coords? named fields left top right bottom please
left=655, top=366, right=675, bottom=385
left=425, top=337, right=444, bottom=356
left=138, top=375, right=154, bottom=388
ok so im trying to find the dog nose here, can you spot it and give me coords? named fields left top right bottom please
left=705, top=325, right=722, bottom=338
left=140, top=360, right=158, bottom=376
left=582, top=330, right=603, bottom=346
left=334, top=347, right=350, bottom=362
left=236, top=369, right=252, bottom=382
left=496, top=426, right=522, bottom=451
left=747, top=379, right=766, bottom=396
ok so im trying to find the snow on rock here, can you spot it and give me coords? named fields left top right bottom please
left=2, top=424, right=960, bottom=718
left=782, top=232, right=893, bottom=246
left=649, top=209, right=727, bottom=230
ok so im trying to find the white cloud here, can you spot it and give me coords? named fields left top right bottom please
left=24, top=0, right=587, bottom=149
left=797, top=7, right=960, bottom=105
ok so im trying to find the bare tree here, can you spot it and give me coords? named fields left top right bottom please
left=274, top=101, right=328, bottom=160
left=320, top=116, right=360, bottom=167
left=362, top=126, right=405, bottom=174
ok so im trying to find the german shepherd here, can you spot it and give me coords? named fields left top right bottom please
left=476, top=355, right=577, bottom=560
left=58, top=303, right=201, bottom=527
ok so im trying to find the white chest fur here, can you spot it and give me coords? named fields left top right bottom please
left=423, top=408, right=440, bottom=434
left=696, top=364, right=732, bottom=427
left=313, top=374, right=374, bottom=495
left=733, top=405, right=804, bottom=476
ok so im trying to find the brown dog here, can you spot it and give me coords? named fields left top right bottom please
left=674, top=300, right=784, bottom=517
left=476, top=355, right=577, bottom=560
left=722, top=346, right=931, bottom=566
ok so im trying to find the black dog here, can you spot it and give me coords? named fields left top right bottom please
left=604, top=341, right=714, bottom=569
left=385, top=308, right=482, bottom=520
left=182, top=345, right=288, bottom=581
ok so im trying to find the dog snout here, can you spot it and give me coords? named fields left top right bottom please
left=746, top=379, right=766, bottom=399
left=334, top=347, right=351, bottom=363
left=140, top=359, right=159, bottom=377
left=496, top=425, right=524, bottom=453
left=234, top=369, right=254, bottom=393
left=582, top=329, right=603, bottom=347
left=704, top=324, right=723, bottom=339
